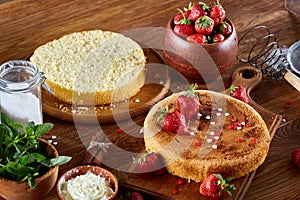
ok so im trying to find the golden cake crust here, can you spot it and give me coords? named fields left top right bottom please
left=30, top=30, right=146, bottom=105
left=144, top=90, right=270, bottom=182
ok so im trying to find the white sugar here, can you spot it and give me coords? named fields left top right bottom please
left=0, top=91, right=42, bottom=125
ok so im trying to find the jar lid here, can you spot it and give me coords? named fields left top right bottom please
left=287, top=40, right=300, bottom=75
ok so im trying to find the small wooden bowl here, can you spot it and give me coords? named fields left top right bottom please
left=0, top=139, right=59, bottom=200
left=163, top=17, right=238, bottom=83
left=56, top=165, right=118, bottom=200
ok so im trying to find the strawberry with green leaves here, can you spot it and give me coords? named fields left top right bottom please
left=195, top=15, right=215, bottom=35
left=173, top=9, right=194, bottom=38
left=199, top=174, right=236, bottom=200
left=218, top=21, right=233, bottom=37
left=212, top=33, right=225, bottom=43
left=210, top=0, right=226, bottom=26
left=229, top=85, right=249, bottom=104
left=157, top=106, right=188, bottom=134
left=134, top=150, right=165, bottom=175
left=177, top=83, right=201, bottom=120
left=174, top=8, right=191, bottom=25
left=188, top=2, right=209, bottom=21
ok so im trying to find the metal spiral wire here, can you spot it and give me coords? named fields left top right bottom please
left=237, top=25, right=290, bottom=80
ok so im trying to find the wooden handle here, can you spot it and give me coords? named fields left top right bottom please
left=284, top=69, right=300, bottom=92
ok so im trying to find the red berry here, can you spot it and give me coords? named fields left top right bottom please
left=252, top=139, right=258, bottom=144
left=130, top=192, right=144, bottom=200
left=292, top=149, right=300, bottom=168
left=238, top=138, right=243, bottom=143
left=177, top=179, right=184, bottom=185
left=174, top=24, right=195, bottom=38
left=210, top=2, right=226, bottom=26
left=172, top=189, right=179, bottom=194
left=187, top=33, right=207, bottom=45
left=188, top=3, right=208, bottom=21
left=135, top=150, right=165, bottom=175
left=194, top=16, right=214, bottom=35
left=212, top=33, right=225, bottom=43
left=218, top=21, right=233, bottom=37
left=117, top=128, right=123, bottom=133
left=229, top=85, right=249, bottom=104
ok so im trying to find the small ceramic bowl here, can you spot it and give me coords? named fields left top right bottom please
left=56, top=165, right=118, bottom=200
left=163, top=17, right=238, bottom=83
left=0, top=138, right=59, bottom=200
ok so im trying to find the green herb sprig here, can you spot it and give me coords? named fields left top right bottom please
left=0, top=112, right=71, bottom=188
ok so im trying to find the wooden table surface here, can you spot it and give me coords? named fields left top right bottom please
left=1, top=0, right=300, bottom=199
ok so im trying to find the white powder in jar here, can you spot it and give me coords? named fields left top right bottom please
left=0, top=91, right=42, bottom=125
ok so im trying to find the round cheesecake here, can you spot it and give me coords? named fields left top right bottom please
left=144, top=90, right=270, bottom=182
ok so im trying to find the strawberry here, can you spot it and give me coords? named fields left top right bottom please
left=173, top=11, right=194, bottom=38
left=174, top=9, right=191, bottom=25
left=210, top=0, right=226, bottom=26
left=177, top=84, right=200, bottom=120
left=134, top=150, right=165, bottom=175
left=157, top=106, right=188, bottom=134
left=187, top=33, right=207, bottom=44
left=194, top=15, right=215, bottom=35
left=174, top=24, right=194, bottom=38
left=212, top=33, right=225, bottom=43
left=218, top=21, right=232, bottom=37
left=199, top=174, right=236, bottom=200
left=292, top=149, right=300, bottom=168
left=188, top=2, right=209, bottom=21
left=229, top=85, right=249, bottom=104
left=130, top=192, right=144, bottom=200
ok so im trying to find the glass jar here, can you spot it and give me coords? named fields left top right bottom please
left=0, top=60, right=52, bottom=125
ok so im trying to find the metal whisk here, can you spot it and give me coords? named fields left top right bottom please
left=237, top=25, right=300, bottom=92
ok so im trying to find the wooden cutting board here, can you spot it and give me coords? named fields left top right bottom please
left=40, top=48, right=171, bottom=124
left=114, top=66, right=282, bottom=200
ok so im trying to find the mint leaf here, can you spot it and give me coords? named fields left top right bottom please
left=19, top=153, right=46, bottom=165
left=5, top=162, right=35, bottom=177
left=41, top=156, right=72, bottom=168
left=34, top=123, right=54, bottom=138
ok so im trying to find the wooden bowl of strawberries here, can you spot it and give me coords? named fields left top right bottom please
left=162, top=1, right=238, bottom=84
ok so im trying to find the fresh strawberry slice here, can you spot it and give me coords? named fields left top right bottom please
left=194, top=15, right=214, bottom=35
left=210, top=0, right=226, bottom=26
left=130, top=192, right=144, bottom=200
left=157, top=106, right=188, bottom=134
left=199, top=174, right=236, bottom=200
left=187, top=33, right=207, bottom=44
left=188, top=2, right=209, bottom=21
left=292, top=149, right=300, bottom=168
left=177, top=83, right=200, bottom=120
left=218, top=21, right=233, bottom=37
left=229, top=85, right=249, bottom=104
left=212, top=33, right=225, bottom=43
left=164, top=110, right=187, bottom=134
left=134, top=150, right=165, bottom=175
